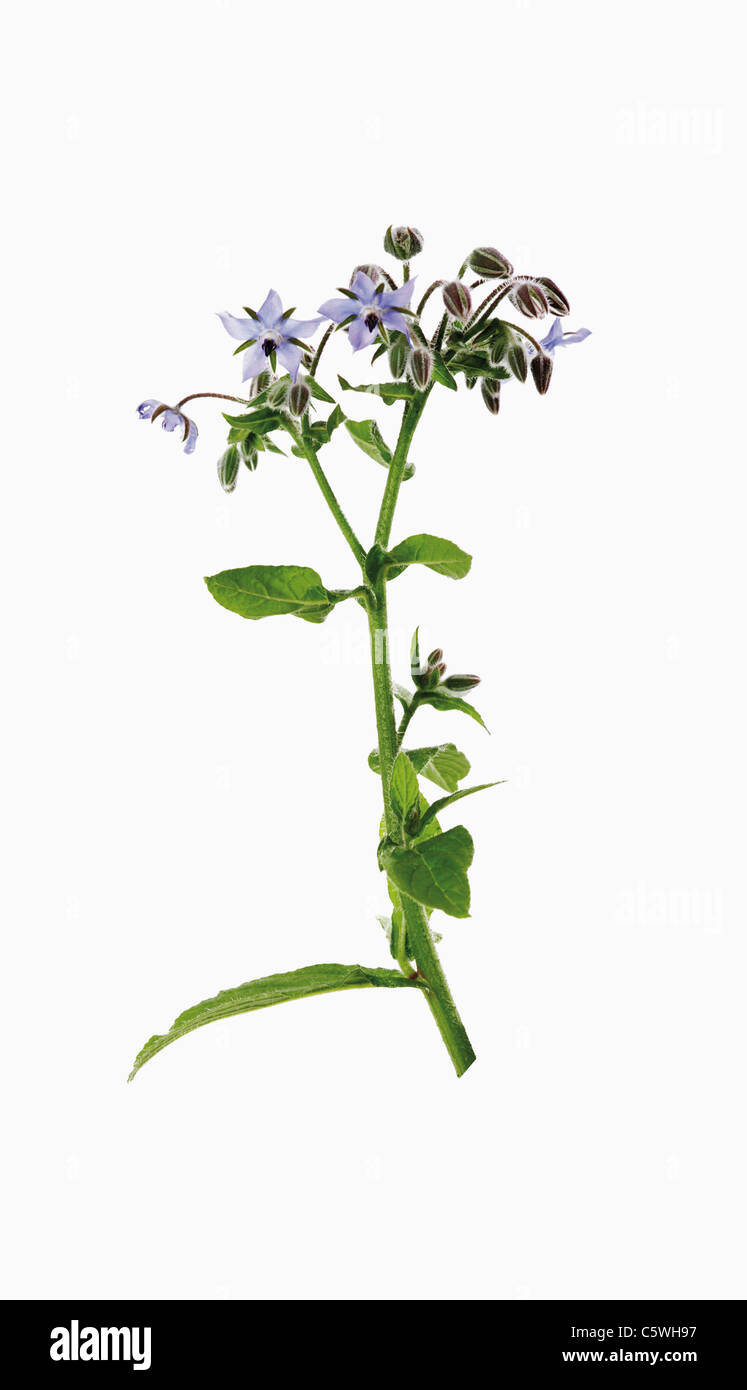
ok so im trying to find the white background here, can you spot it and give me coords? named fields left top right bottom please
left=2, top=0, right=745, bottom=1299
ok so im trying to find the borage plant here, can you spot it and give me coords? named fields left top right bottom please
left=131, top=226, right=589, bottom=1081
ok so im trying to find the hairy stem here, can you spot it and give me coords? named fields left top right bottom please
left=368, top=397, right=476, bottom=1077
left=287, top=422, right=366, bottom=568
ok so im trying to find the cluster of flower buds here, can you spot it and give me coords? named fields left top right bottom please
left=384, top=225, right=424, bottom=261
left=412, top=646, right=481, bottom=693
left=217, top=438, right=262, bottom=492
left=137, top=400, right=198, bottom=454
left=508, top=274, right=570, bottom=320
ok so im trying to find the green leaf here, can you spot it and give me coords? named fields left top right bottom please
left=369, top=742, right=470, bottom=793
left=416, top=688, right=489, bottom=731
left=205, top=564, right=333, bottom=620
left=418, top=780, right=504, bottom=834
left=390, top=751, right=420, bottom=827
left=304, top=374, right=335, bottom=403
left=382, top=825, right=474, bottom=919
left=129, top=963, right=424, bottom=1079
left=345, top=417, right=392, bottom=466
left=338, top=375, right=415, bottom=405
left=431, top=352, right=458, bottom=391
left=386, top=533, right=472, bottom=580
left=222, top=410, right=284, bottom=436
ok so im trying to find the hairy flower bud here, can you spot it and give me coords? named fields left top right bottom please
left=384, top=225, right=424, bottom=260
left=250, top=371, right=272, bottom=397
left=441, top=674, right=481, bottom=692
left=530, top=352, right=553, bottom=395
left=388, top=334, right=409, bottom=379
left=239, top=438, right=259, bottom=471
left=408, top=346, right=433, bottom=390
left=512, top=280, right=550, bottom=319
left=442, top=281, right=472, bottom=320
left=217, top=444, right=240, bottom=493
left=481, top=378, right=502, bottom=415
left=467, top=246, right=514, bottom=279
left=427, top=648, right=444, bottom=667
left=507, top=341, right=528, bottom=382
left=351, top=263, right=382, bottom=287
left=288, top=382, right=310, bottom=417
left=267, top=378, right=289, bottom=407
left=536, top=276, right=570, bottom=315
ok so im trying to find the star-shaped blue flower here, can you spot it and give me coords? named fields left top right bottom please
left=218, top=290, right=321, bottom=382
left=319, top=270, right=416, bottom=351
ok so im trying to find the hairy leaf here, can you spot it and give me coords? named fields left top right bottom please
left=129, top=963, right=425, bottom=1079
left=386, top=533, right=472, bottom=580
left=382, top=825, right=474, bottom=919
left=390, top=751, right=420, bottom=827
left=338, top=375, right=415, bottom=405
left=418, top=781, right=504, bottom=834
left=205, top=564, right=333, bottom=620
left=369, top=743, right=470, bottom=793
left=416, top=688, right=489, bottom=731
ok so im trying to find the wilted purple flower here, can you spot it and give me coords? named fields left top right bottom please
left=218, top=290, right=321, bottom=383
left=537, top=320, right=591, bottom=355
left=137, top=400, right=198, bottom=454
left=318, top=270, right=416, bottom=352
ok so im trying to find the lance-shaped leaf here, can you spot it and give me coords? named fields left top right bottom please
left=304, top=374, right=336, bottom=403
left=385, top=534, right=472, bottom=580
left=389, top=751, right=420, bottom=829
left=382, top=825, right=474, bottom=919
left=338, top=375, right=415, bottom=405
left=431, top=352, right=458, bottom=391
left=417, top=780, right=504, bottom=834
left=416, top=687, right=489, bottom=731
left=345, top=418, right=415, bottom=479
left=369, top=742, right=471, bottom=793
left=205, top=564, right=335, bottom=621
left=129, top=963, right=425, bottom=1079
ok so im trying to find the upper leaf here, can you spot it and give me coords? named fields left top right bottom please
left=382, top=825, right=474, bottom=919
left=345, top=418, right=414, bottom=478
left=386, top=533, right=472, bottom=580
left=129, top=963, right=424, bottom=1079
left=416, top=688, right=489, bottom=731
left=389, top=751, right=420, bottom=828
left=205, top=564, right=334, bottom=620
left=338, top=375, right=415, bottom=405
left=369, top=742, right=470, bottom=793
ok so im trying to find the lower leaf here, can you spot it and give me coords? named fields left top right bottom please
left=129, top=963, right=423, bottom=1080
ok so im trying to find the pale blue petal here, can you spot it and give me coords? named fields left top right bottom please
left=218, top=311, right=257, bottom=341
left=380, top=278, right=416, bottom=310
left=276, top=341, right=303, bottom=381
left=282, top=315, right=323, bottom=340
left=184, top=419, right=198, bottom=454
left=349, top=316, right=377, bottom=351
left=257, top=288, right=283, bottom=327
left=381, top=310, right=411, bottom=342
left=319, top=296, right=357, bottom=324
left=137, top=399, right=160, bottom=419
left=540, top=318, right=565, bottom=353
left=241, top=341, right=270, bottom=380
left=161, top=409, right=183, bottom=433
left=350, top=270, right=377, bottom=304
left=559, top=326, right=591, bottom=346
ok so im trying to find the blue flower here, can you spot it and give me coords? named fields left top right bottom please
left=218, top=290, right=321, bottom=383
left=318, top=270, right=416, bottom=351
left=538, top=320, right=591, bottom=355
left=137, top=400, right=198, bottom=454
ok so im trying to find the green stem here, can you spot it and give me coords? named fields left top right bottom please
left=367, top=399, right=476, bottom=1077
left=287, top=422, right=366, bottom=568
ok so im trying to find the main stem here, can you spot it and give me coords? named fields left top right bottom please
left=368, top=394, right=476, bottom=1077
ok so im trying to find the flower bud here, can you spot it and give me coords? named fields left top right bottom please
left=388, top=334, right=409, bottom=379
left=507, top=342, right=528, bottom=382
left=217, top=444, right=240, bottom=493
left=481, top=378, right=502, bottom=415
left=536, top=276, right=570, bottom=315
left=288, top=381, right=310, bottom=417
left=427, top=648, right=444, bottom=667
left=530, top=352, right=553, bottom=395
left=512, top=280, right=550, bottom=319
left=250, top=371, right=272, bottom=397
left=384, top=225, right=424, bottom=260
left=267, top=378, right=289, bottom=407
left=442, top=281, right=472, bottom=320
left=467, top=246, right=514, bottom=279
left=407, top=346, right=433, bottom=390
left=441, top=674, right=481, bottom=692
left=351, top=263, right=382, bottom=286
left=239, top=438, right=259, bottom=471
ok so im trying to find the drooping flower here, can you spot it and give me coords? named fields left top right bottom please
left=137, top=400, right=198, bottom=454
left=537, top=319, right=591, bottom=355
left=318, top=270, right=416, bottom=352
left=218, top=290, right=321, bottom=383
